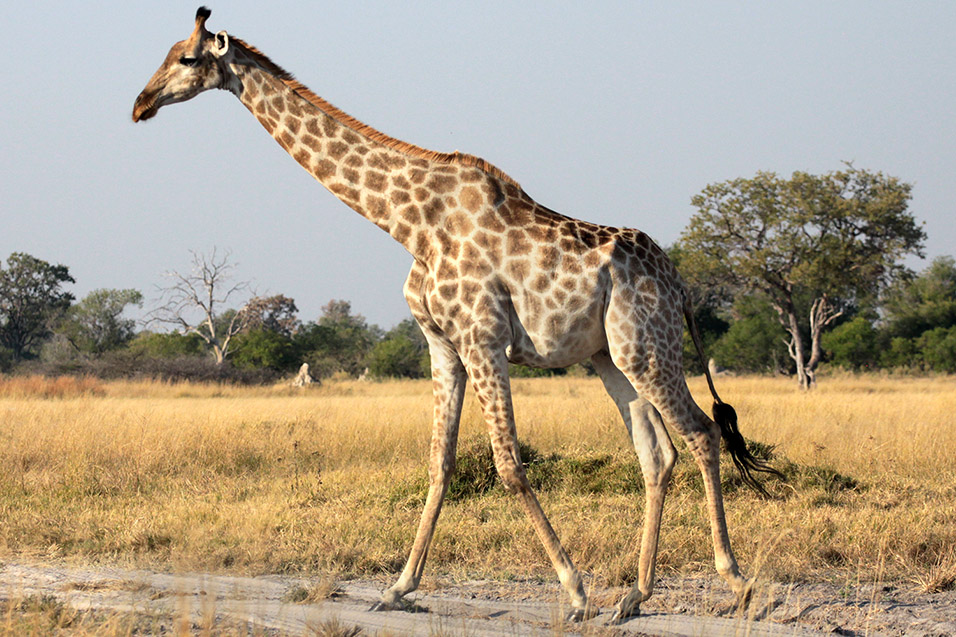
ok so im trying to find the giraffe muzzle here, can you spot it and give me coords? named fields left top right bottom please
left=132, top=92, right=158, bottom=122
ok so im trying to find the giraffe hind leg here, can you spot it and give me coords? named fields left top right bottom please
left=601, top=265, right=752, bottom=614
left=609, top=348, right=752, bottom=612
left=591, top=351, right=678, bottom=622
left=683, top=405, right=753, bottom=603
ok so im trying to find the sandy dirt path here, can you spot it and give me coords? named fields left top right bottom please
left=2, top=560, right=954, bottom=636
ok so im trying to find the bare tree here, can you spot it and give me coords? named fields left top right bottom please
left=148, top=249, right=251, bottom=365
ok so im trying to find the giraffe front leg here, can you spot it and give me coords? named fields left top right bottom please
left=372, top=343, right=467, bottom=611
left=466, top=352, right=593, bottom=621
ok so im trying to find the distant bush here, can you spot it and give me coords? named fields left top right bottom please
left=231, top=329, right=298, bottom=372
left=297, top=353, right=343, bottom=381
left=508, top=364, right=567, bottom=378
left=822, top=317, right=881, bottom=370
left=712, top=314, right=790, bottom=373
left=17, top=352, right=278, bottom=385
left=876, top=327, right=956, bottom=372
left=918, top=326, right=956, bottom=373
left=880, top=336, right=920, bottom=369
left=128, top=332, right=206, bottom=358
left=368, top=335, right=426, bottom=379
left=0, top=346, right=15, bottom=373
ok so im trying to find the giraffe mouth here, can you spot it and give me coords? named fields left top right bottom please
left=132, top=92, right=159, bottom=122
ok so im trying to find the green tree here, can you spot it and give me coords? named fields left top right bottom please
left=679, top=166, right=924, bottom=388
left=711, top=295, right=790, bottom=373
left=232, top=329, right=297, bottom=371
left=294, top=300, right=379, bottom=377
left=669, top=244, right=732, bottom=373
left=821, top=316, right=880, bottom=370
left=128, top=331, right=206, bottom=358
left=882, top=256, right=956, bottom=339
left=917, top=326, right=956, bottom=373
left=242, top=294, right=299, bottom=337
left=368, top=335, right=423, bottom=378
left=60, top=288, right=143, bottom=354
left=879, top=336, right=920, bottom=369
left=0, top=252, right=75, bottom=361
left=368, top=317, right=430, bottom=378
left=681, top=305, right=729, bottom=374
left=384, top=317, right=427, bottom=350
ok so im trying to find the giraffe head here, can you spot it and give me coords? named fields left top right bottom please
left=133, top=7, right=234, bottom=122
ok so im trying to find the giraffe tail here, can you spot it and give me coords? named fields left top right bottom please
left=682, top=294, right=784, bottom=497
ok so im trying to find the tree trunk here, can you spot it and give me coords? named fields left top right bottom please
left=805, top=321, right=822, bottom=390
left=805, top=295, right=844, bottom=390
left=772, top=292, right=814, bottom=390
left=772, top=290, right=846, bottom=390
left=786, top=314, right=813, bottom=390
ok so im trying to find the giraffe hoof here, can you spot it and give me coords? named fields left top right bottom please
left=734, top=583, right=754, bottom=611
left=608, top=606, right=641, bottom=625
left=369, top=600, right=398, bottom=612
left=565, top=605, right=597, bottom=622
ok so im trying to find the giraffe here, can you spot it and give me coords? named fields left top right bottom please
left=133, top=7, right=780, bottom=623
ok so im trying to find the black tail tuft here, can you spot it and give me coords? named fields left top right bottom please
left=682, top=290, right=783, bottom=497
left=712, top=400, right=784, bottom=498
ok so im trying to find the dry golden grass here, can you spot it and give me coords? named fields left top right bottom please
left=1, top=372, right=954, bottom=595
left=0, top=592, right=279, bottom=636
left=0, top=375, right=105, bottom=399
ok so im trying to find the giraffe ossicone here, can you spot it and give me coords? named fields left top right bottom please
left=133, top=6, right=781, bottom=622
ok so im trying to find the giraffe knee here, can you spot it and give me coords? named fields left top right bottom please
left=634, top=404, right=677, bottom=485
left=497, top=467, right=530, bottom=494
left=657, top=446, right=677, bottom=484
left=642, top=460, right=675, bottom=490
left=684, top=426, right=720, bottom=459
left=428, top=454, right=455, bottom=487
left=492, top=453, right=530, bottom=495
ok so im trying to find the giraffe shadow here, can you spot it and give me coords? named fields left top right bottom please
left=397, top=600, right=430, bottom=614
left=367, top=599, right=430, bottom=614
left=713, top=597, right=784, bottom=620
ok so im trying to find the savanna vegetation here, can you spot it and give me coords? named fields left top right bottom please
left=1, top=374, right=953, bottom=595
left=3, top=166, right=952, bottom=390
left=2, top=167, right=956, bottom=632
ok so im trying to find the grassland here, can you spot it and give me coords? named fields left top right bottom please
left=1, top=372, right=954, bottom=598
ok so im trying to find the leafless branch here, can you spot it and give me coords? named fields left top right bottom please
left=145, top=248, right=252, bottom=364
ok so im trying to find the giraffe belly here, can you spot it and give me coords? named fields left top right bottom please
left=505, top=299, right=607, bottom=369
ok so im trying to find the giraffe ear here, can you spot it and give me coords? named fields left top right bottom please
left=213, top=30, right=230, bottom=56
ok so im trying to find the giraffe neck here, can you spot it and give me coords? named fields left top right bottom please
left=230, top=57, right=400, bottom=228
left=223, top=43, right=516, bottom=262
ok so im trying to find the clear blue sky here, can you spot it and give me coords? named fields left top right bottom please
left=2, top=2, right=954, bottom=329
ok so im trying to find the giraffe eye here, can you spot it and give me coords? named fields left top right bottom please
left=179, top=56, right=199, bottom=67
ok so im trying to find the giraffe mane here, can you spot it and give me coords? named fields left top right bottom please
left=231, top=38, right=523, bottom=190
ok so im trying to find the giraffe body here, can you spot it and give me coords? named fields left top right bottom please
left=134, top=8, right=777, bottom=622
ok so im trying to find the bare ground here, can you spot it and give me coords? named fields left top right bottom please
left=1, top=560, right=954, bottom=636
